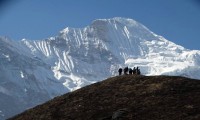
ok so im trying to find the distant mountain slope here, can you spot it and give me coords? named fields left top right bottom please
left=1, top=17, right=200, bottom=119
left=9, top=75, right=200, bottom=120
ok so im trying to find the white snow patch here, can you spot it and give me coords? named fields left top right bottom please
left=20, top=71, right=24, bottom=78
left=1, top=17, right=200, bottom=119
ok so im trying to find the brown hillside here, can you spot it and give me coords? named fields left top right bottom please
left=8, top=75, right=200, bottom=120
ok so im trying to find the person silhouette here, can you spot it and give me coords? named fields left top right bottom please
left=118, top=68, right=122, bottom=75
left=136, top=67, right=141, bottom=75
left=129, top=68, right=133, bottom=75
left=124, top=67, right=128, bottom=75
left=132, top=67, right=136, bottom=75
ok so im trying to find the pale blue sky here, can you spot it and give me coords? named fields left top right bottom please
left=0, top=0, right=200, bottom=50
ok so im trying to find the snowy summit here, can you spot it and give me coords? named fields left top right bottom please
left=0, top=17, right=200, bottom=119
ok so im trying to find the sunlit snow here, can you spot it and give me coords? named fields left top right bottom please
left=0, top=17, right=200, bottom=119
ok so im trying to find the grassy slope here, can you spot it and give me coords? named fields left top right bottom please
left=9, top=75, right=200, bottom=120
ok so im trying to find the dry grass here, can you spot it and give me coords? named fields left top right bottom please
left=8, top=75, right=200, bottom=120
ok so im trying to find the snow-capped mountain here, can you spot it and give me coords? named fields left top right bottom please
left=0, top=17, right=200, bottom=119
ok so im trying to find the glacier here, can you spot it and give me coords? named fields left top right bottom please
left=0, top=17, right=200, bottom=119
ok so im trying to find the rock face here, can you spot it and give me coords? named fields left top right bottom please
left=1, top=17, right=200, bottom=119
left=8, top=75, right=200, bottom=120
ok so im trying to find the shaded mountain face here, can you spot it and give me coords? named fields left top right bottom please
left=0, top=17, right=200, bottom=119
left=0, top=37, right=68, bottom=119
left=9, top=75, right=200, bottom=120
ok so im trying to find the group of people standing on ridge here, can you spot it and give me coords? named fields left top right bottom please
left=118, top=67, right=141, bottom=75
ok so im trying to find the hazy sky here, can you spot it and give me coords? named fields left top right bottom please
left=0, top=0, right=200, bottom=50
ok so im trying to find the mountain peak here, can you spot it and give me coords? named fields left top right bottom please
left=112, top=17, right=140, bottom=26
left=90, top=17, right=145, bottom=29
left=1, top=17, right=200, bottom=119
left=91, top=17, right=139, bottom=25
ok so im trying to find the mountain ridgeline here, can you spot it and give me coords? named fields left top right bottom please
left=9, top=75, right=200, bottom=120
left=0, top=17, right=200, bottom=119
